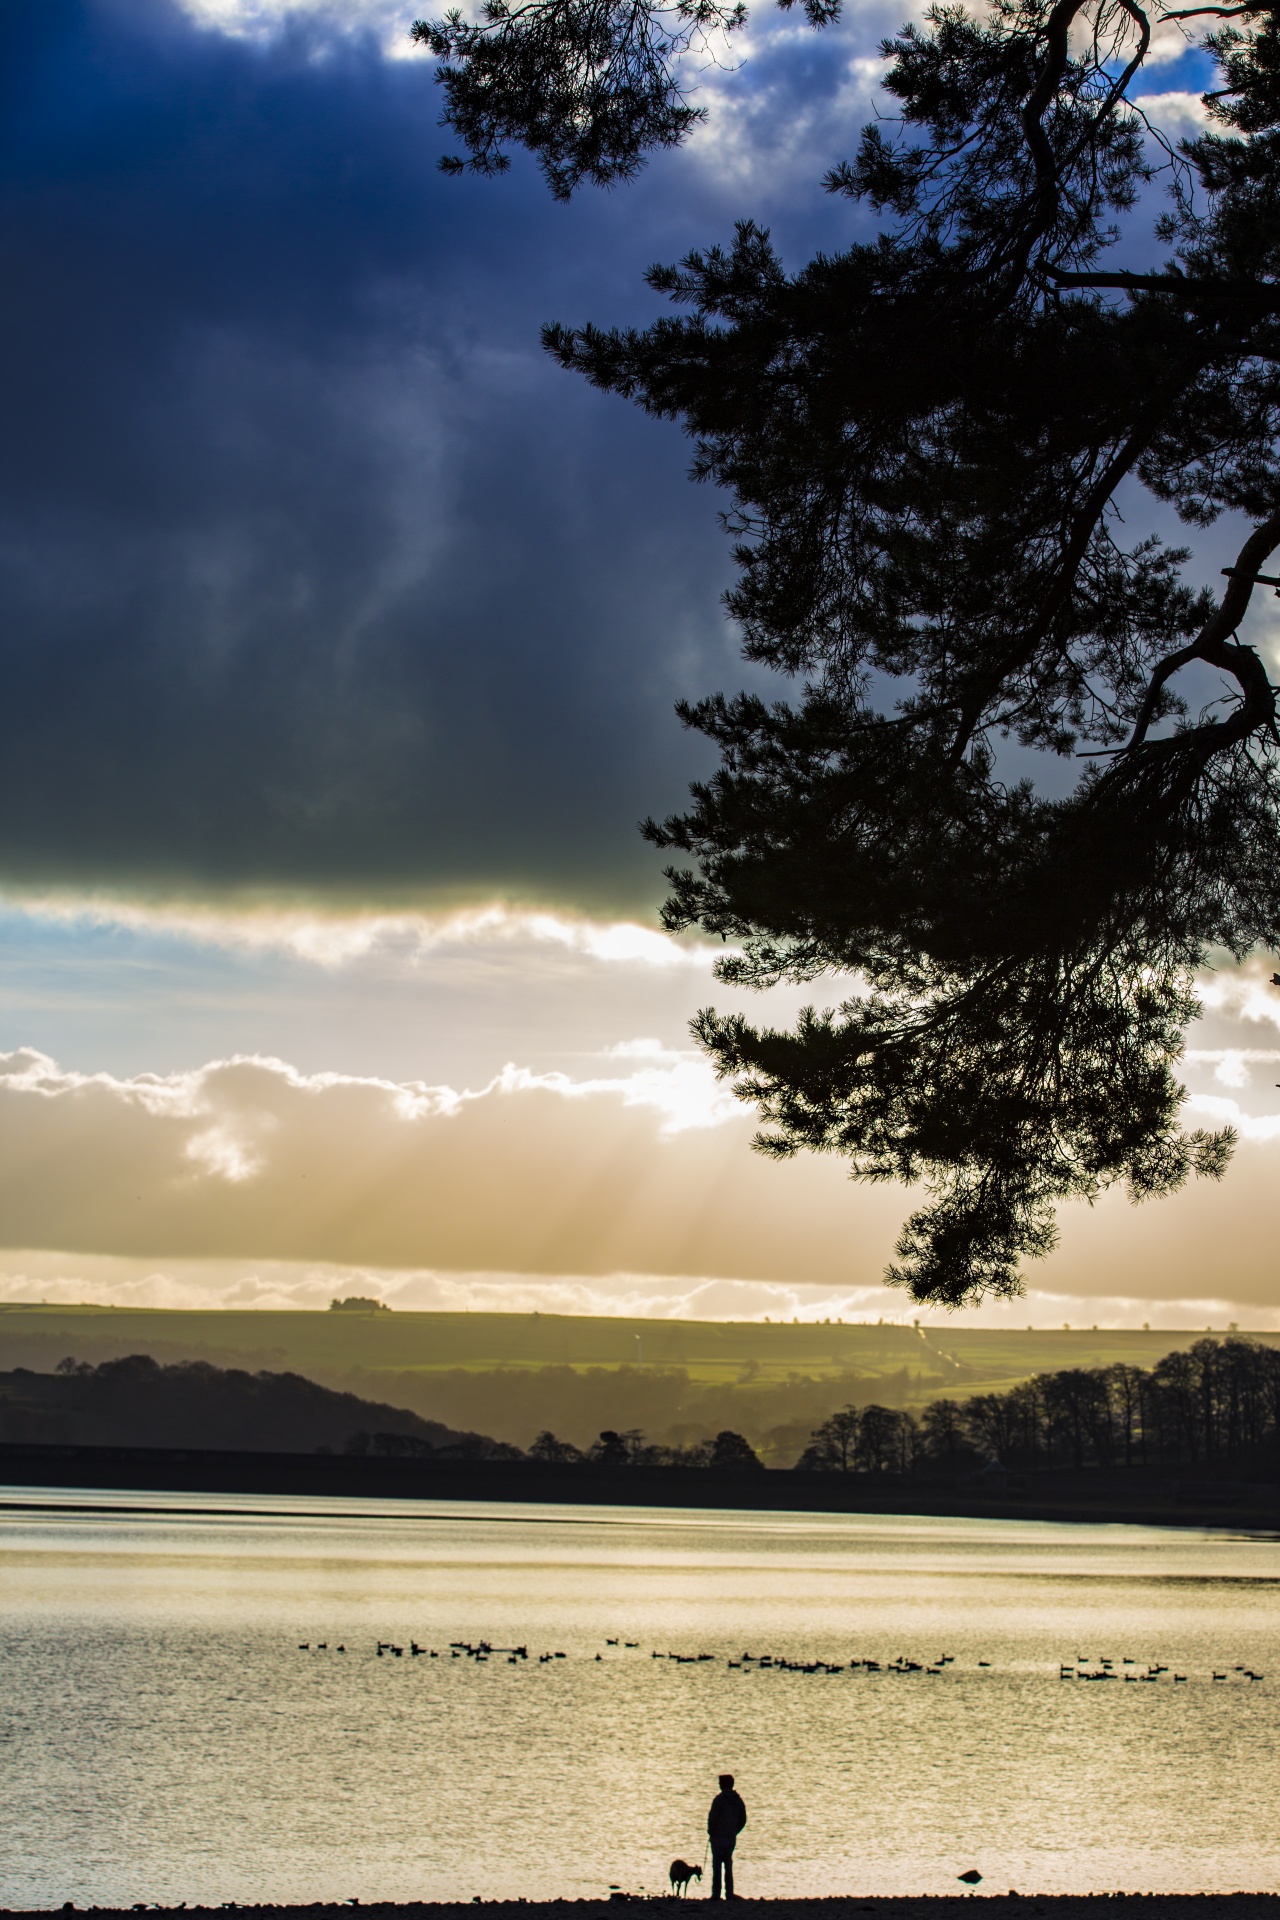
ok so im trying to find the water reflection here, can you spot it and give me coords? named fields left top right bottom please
left=1, top=1489, right=1276, bottom=1905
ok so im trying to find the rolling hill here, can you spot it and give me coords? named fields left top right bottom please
left=0, top=1305, right=1263, bottom=1458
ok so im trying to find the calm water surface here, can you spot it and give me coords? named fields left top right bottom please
left=1, top=1489, right=1277, bottom=1905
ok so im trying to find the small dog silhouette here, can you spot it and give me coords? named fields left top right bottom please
left=669, top=1861, right=703, bottom=1897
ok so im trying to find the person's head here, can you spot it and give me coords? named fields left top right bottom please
left=719, top=1774, right=734, bottom=1790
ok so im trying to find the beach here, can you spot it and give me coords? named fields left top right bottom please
left=6, top=1901, right=1280, bottom=1919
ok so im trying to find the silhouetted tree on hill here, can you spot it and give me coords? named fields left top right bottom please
left=589, top=1426, right=650, bottom=1465
left=417, top=0, right=1280, bottom=1304
left=797, top=1405, right=860, bottom=1471
left=799, top=1402, right=917, bottom=1471
left=705, top=1428, right=766, bottom=1472
left=529, top=1428, right=586, bottom=1462
left=919, top=1398, right=974, bottom=1472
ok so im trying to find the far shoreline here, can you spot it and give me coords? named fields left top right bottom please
left=1, top=1441, right=1277, bottom=1533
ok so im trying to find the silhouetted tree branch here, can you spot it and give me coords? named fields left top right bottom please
left=423, top=0, right=1280, bottom=1304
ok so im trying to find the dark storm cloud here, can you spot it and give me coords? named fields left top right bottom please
left=0, top=3, right=1219, bottom=912
left=0, top=0, right=839, bottom=911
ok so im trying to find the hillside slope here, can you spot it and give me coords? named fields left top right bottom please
left=0, top=1354, right=511, bottom=1456
left=0, top=1307, right=1266, bottom=1456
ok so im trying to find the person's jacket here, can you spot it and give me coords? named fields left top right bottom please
left=708, top=1790, right=747, bottom=1846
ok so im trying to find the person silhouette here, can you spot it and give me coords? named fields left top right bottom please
left=707, top=1773, right=746, bottom=1900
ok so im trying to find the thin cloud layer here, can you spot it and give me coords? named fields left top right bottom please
left=3, top=894, right=720, bottom=971
left=0, top=1249, right=1271, bottom=1330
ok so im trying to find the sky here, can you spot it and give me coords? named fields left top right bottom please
left=1, top=0, right=1277, bottom=1329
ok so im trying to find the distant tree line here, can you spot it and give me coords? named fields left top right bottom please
left=358, top=1424, right=766, bottom=1472
left=526, top=1427, right=764, bottom=1472
left=344, top=1427, right=523, bottom=1460
left=8, top=1342, right=1280, bottom=1479
left=795, top=1340, right=1280, bottom=1477
left=494, top=1341, right=1280, bottom=1477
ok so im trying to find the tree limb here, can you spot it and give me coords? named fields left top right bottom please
left=1127, top=508, right=1280, bottom=748
left=1157, top=4, right=1264, bottom=17
left=1047, top=267, right=1280, bottom=310
left=1015, top=0, right=1093, bottom=272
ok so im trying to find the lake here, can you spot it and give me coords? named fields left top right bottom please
left=0, top=1489, right=1277, bottom=1906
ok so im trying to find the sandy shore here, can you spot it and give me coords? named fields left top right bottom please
left=6, top=1899, right=1278, bottom=1917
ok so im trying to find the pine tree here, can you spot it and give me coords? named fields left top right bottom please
left=416, top=0, right=1280, bottom=1304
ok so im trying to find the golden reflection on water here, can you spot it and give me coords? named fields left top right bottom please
left=1, top=1490, right=1277, bottom=1905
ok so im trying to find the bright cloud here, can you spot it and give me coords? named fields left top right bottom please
left=174, top=0, right=429, bottom=56
left=1183, top=1091, right=1280, bottom=1144
left=1184, top=1048, right=1280, bottom=1090
left=686, top=41, right=892, bottom=196
left=0, top=894, right=720, bottom=973
left=1197, top=956, right=1280, bottom=1033
left=2, top=1041, right=1280, bottom=1313
left=0, top=1046, right=902, bottom=1281
left=1132, top=89, right=1213, bottom=137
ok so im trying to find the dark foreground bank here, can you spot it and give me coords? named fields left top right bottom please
left=5, top=1900, right=1279, bottom=1918
left=1, top=1442, right=1277, bottom=1530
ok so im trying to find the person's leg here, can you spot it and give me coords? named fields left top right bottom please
left=724, top=1851, right=734, bottom=1901
left=711, top=1851, right=724, bottom=1899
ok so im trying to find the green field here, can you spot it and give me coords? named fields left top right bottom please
left=0, top=1301, right=1255, bottom=1381
left=0, top=1305, right=1263, bottom=1458
left=0, top=1305, right=1258, bottom=1382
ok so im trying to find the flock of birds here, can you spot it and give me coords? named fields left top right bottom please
left=1060, top=1654, right=1264, bottom=1682
left=297, top=1639, right=571, bottom=1664
left=720, top=1651, right=964, bottom=1674
left=294, top=1640, right=1265, bottom=1681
